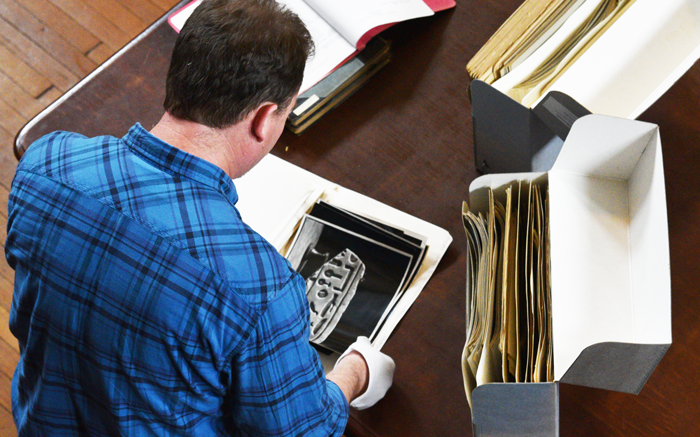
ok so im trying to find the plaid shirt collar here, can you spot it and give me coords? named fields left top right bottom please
left=122, top=123, right=239, bottom=205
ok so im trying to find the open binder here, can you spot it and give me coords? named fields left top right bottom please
left=169, top=0, right=454, bottom=133
left=169, top=0, right=454, bottom=92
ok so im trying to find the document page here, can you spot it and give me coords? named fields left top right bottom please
left=476, top=191, right=505, bottom=387
left=304, top=0, right=434, bottom=47
left=276, top=0, right=357, bottom=92
left=462, top=205, right=488, bottom=407
left=500, top=186, right=518, bottom=383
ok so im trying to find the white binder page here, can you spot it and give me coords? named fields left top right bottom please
left=168, top=0, right=200, bottom=31
left=304, top=0, right=434, bottom=47
left=277, top=0, right=356, bottom=92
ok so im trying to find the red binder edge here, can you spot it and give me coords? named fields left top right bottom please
left=355, top=0, right=456, bottom=49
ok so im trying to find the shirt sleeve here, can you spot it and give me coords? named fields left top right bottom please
left=227, top=273, right=349, bottom=436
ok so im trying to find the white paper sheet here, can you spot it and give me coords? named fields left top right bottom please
left=276, top=0, right=357, bottom=92
left=304, top=0, right=434, bottom=46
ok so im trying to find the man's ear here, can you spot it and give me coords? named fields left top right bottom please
left=250, top=102, right=280, bottom=143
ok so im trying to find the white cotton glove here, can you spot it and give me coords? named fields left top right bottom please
left=337, top=336, right=395, bottom=410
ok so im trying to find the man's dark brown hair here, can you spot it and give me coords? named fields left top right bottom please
left=164, top=0, right=313, bottom=128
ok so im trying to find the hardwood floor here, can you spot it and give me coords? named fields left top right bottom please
left=0, top=0, right=181, bottom=433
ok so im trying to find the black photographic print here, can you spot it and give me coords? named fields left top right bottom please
left=287, top=213, right=415, bottom=354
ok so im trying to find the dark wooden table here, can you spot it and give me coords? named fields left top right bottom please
left=14, top=1, right=700, bottom=435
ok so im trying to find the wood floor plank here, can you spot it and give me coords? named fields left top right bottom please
left=0, top=127, right=12, bottom=151
left=0, top=260, right=13, bottom=298
left=2, top=84, right=62, bottom=145
left=0, top=339, right=18, bottom=383
left=18, top=0, right=100, bottom=54
left=0, top=186, right=9, bottom=219
left=38, top=85, right=63, bottom=106
left=116, top=0, right=167, bottom=23
left=86, top=42, right=115, bottom=65
left=0, top=409, right=16, bottom=437
left=48, top=0, right=132, bottom=51
left=85, top=0, right=148, bottom=37
left=0, top=153, right=18, bottom=193
left=0, top=99, right=26, bottom=139
left=0, top=373, right=12, bottom=422
left=0, top=43, right=51, bottom=98
left=0, top=18, right=79, bottom=92
left=0, top=128, right=19, bottom=191
left=0, top=0, right=97, bottom=78
left=149, top=0, right=179, bottom=12
left=0, top=276, right=11, bottom=314
left=0, top=219, right=12, bottom=288
left=0, top=278, right=10, bottom=303
left=0, top=70, right=53, bottom=120
left=0, top=306, right=19, bottom=353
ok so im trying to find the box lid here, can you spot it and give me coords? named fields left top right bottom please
left=544, top=0, right=700, bottom=119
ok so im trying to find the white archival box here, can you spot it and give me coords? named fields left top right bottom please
left=466, top=115, right=671, bottom=436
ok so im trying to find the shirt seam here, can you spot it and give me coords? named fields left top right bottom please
left=220, top=272, right=303, bottom=374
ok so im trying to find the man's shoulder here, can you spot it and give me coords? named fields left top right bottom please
left=18, top=130, right=122, bottom=182
left=29, top=130, right=89, bottom=149
left=16, top=129, right=301, bottom=311
left=203, top=214, right=302, bottom=309
left=23, top=130, right=114, bottom=160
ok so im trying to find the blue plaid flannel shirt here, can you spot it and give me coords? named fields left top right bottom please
left=5, top=123, right=348, bottom=436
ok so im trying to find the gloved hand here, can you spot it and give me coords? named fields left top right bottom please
left=336, top=336, right=395, bottom=409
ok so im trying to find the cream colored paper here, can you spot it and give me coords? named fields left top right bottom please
left=237, top=154, right=452, bottom=373
left=462, top=178, right=554, bottom=396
